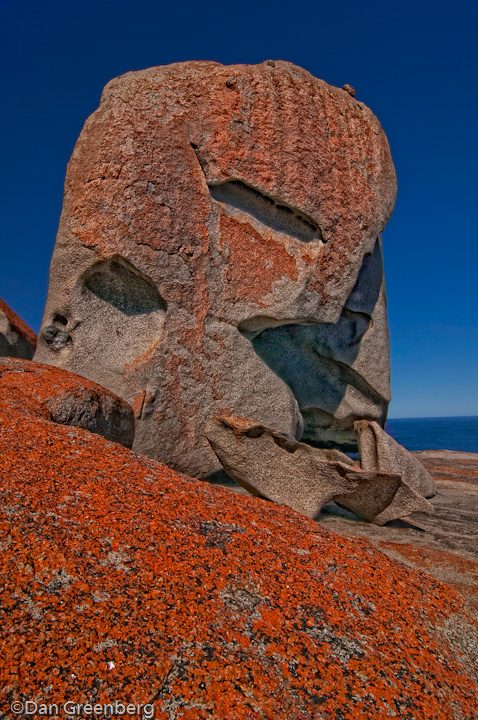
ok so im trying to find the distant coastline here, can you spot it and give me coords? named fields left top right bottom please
left=385, top=416, right=478, bottom=454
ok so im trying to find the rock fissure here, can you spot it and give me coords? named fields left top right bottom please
left=209, top=180, right=324, bottom=244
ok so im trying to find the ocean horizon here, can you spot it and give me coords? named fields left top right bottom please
left=385, top=415, right=478, bottom=454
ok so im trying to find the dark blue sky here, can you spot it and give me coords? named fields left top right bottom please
left=1, top=0, right=477, bottom=418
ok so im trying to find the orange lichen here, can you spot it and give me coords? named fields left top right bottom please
left=416, top=453, right=478, bottom=485
left=0, top=357, right=132, bottom=428
left=1, top=370, right=477, bottom=718
left=378, top=542, right=478, bottom=575
left=378, top=541, right=478, bottom=612
left=219, top=214, right=298, bottom=305
left=423, top=464, right=478, bottom=481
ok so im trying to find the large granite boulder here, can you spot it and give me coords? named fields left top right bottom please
left=0, top=357, right=134, bottom=447
left=1, top=376, right=477, bottom=718
left=0, top=297, right=36, bottom=359
left=35, top=60, right=396, bottom=477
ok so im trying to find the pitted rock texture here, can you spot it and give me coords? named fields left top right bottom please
left=0, top=297, right=36, bottom=359
left=206, top=415, right=433, bottom=524
left=355, top=420, right=436, bottom=497
left=1, top=386, right=478, bottom=719
left=0, top=357, right=134, bottom=447
left=35, top=60, right=397, bottom=476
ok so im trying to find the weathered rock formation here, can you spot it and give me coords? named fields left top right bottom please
left=0, top=357, right=134, bottom=447
left=251, top=237, right=392, bottom=452
left=206, top=415, right=433, bottom=524
left=35, top=60, right=396, bottom=477
left=355, top=419, right=436, bottom=497
left=1, top=370, right=477, bottom=719
left=319, top=449, right=478, bottom=614
left=0, top=297, right=36, bottom=359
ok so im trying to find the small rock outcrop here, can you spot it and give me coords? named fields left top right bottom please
left=0, top=297, right=36, bottom=359
left=355, top=419, right=436, bottom=497
left=319, top=449, right=478, bottom=614
left=1, top=373, right=477, bottom=719
left=206, top=415, right=433, bottom=524
left=35, top=60, right=397, bottom=477
left=0, top=357, right=135, bottom=448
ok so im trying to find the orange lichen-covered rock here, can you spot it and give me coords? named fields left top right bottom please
left=35, top=60, right=397, bottom=477
left=1, top=383, right=477, bottom=718
left=0, top=357, right=134, bottom=447
left=0, top=297, right=36, bottom=359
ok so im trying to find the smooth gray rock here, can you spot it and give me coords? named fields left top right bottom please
left=354, top=420, right=436, bottom=498
left=205, top=415, right=433, bottom=524
left=251, top=238, right=391, bottom=453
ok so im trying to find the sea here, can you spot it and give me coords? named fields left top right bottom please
left=385, top=416, right=478, bottom=454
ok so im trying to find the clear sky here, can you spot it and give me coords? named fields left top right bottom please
left=1, top=0, right=477, bottom=418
